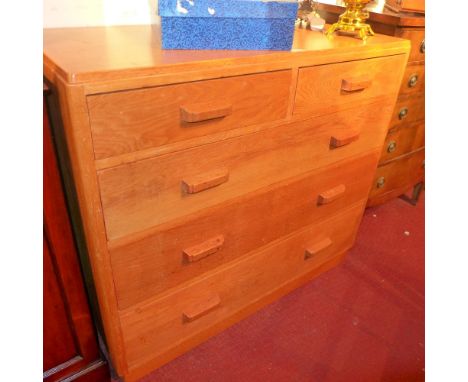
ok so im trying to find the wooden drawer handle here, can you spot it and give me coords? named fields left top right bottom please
left=330, top=131, right=360, bottom=149
left=317, top=184, right=346, bottom=205
left=183, top=294, right=221, bottom=323
left=180, top=101, right=232, bottom=123
left=182, top=168, right=229, bottom=194
left=305, top=237, right=333, bottom=260
left=341, top=77, right=372, bottom=92
left=183, top=235, right=225, bottom=263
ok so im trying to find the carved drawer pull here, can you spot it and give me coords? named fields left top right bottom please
left=183, top=235, right=225, bottom=263
left=182, top=294, right=221, bottom=323
left=305, top=237, right=333, bottom=260
left=330, top=130, right=360, bottom=149
left=317, top=184, right=346, bottom=205
left=182, top=168, right=229, bottom=194
left=180, top=101, right=232, bottom=123
left=341, top=77, right=372, bottom=92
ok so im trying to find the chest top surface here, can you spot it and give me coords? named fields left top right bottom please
left=43, top=24, right=409, bottom=85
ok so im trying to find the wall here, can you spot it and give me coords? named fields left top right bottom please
left=44, top=0, right=159, bottom=28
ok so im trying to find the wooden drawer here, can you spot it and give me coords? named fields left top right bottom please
left=396, top=29, right=425, bottom=63
left=294, top=54, right=406, bottom=118
left=380, top=121, right=425, bottom=163
left=369, top=149, right=425, bottom=199
left=110, top=152, right=379, bottom=309
left=98, top=101, right=393, bottom=240
left=390, top=94, right=424, bottom=127
left=119, top=202, right=365, bottom=372
left=399, top=63, right=425, bottom=96
left=386, top=0, right=425, bottom=14
left=87, top=71, right=292, bottom=159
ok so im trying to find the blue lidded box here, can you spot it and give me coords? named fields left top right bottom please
left=158, top=0, right=298, bottom=50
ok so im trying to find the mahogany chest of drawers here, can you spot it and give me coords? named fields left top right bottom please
left=43, top=25, right=409, bottom=381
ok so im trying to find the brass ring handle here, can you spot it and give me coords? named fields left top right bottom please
left=408, top=75, right=418, bottom=88
left=376, top=176, right=386, bottom=189
left=399, top=107, right=408, bottom=120
left=420, top=39, right=425, bottom=54
left=387, top=141, right=397, bottom=153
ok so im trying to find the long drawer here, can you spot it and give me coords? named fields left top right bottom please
left=399, top=63, right=425, bottom=96
left=87, top=70, right=292, bottom=159
left=396, top=28, right=425, bottom=63
left=390, top=94, right=425, bottom=127
left=110, top=152, right=379, bottom=309
left=380, top=121, right=425, bottom=163
left=98, top=102, right=392, bottom=240
left=119, top=201, right=365, bottom=372
left=369, top=149, right=425, bottom=200
left=294, top=54, right=406, bottom=118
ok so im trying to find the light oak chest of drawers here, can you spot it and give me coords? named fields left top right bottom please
left=44, top=25, right=409, bottom=381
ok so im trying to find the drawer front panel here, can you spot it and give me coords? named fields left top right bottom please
left=110, top=152, right=379, bottom=309
left=399, top=63, right=425, bottom=96
left=370, top=149, right=425, bottom=199
left=88, top=70, right=292, bottom=159
left=380, top=121, right=425, bottom=163
left=120, top=202, right=365, bottom=370
left=386, top=0, right=425, bottom=13
left=397, top=29, right=425, bottom=63
left=294, top=55, right=406, bottom=118
left=98, top=102, right=393, bottom=240
left=390, top=94, right=425, bottom=127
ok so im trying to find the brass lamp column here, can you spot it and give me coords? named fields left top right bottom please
left=326, top=0, right=375, bottom=40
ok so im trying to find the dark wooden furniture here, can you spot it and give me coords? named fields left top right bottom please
left=43, top=85, right=110, bottom=381
left=386, top=0, right=425, bottom=14
left=43, top=25, right=408, bottom=381
left=316, top=0, right=425, bottom=206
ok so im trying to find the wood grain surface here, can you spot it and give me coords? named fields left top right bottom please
left=294, top=55, right=406, bottom=118
left=380, top=121, right=425, bottom=163
left=396, top=28, right=425, bottom=63
left=43, top=26, right=409, bottom=88
left=399, top=62, right=425, bottom=96
left=88, top=70, right=291, bottom=159
left=368, top=149, right=425, bottom=204
left=98, top=102, right=392, bottom=240
left=120, top=202, right=365, bottom=376
left=109, top=152, right=379, bottom=309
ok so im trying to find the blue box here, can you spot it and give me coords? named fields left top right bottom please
left=158, top=0, right=298, bottom=50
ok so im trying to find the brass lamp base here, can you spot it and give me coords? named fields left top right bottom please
left=326, top=0, right=375, bottom=40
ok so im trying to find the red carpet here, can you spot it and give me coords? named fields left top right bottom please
left=139, top=195, right=425, bottom=382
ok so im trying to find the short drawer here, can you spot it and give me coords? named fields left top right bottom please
left=391, top=94, right=425, bottom=127
left=110, top=152, right=379, bottom=309
left=119, top=202, right=365, bottom=371
left=98, top=101, right=393, bottom=240
left=87, top=70, right=292, bottom=159
left=399, top=63, right=425, bottom=96
left=294, top=54, right=406, bottom=118
left=396, top=28, right=425, bottom=63
left=370, top=149, right=425, bottom=199
left=380, top=121, right=425, bottom=163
